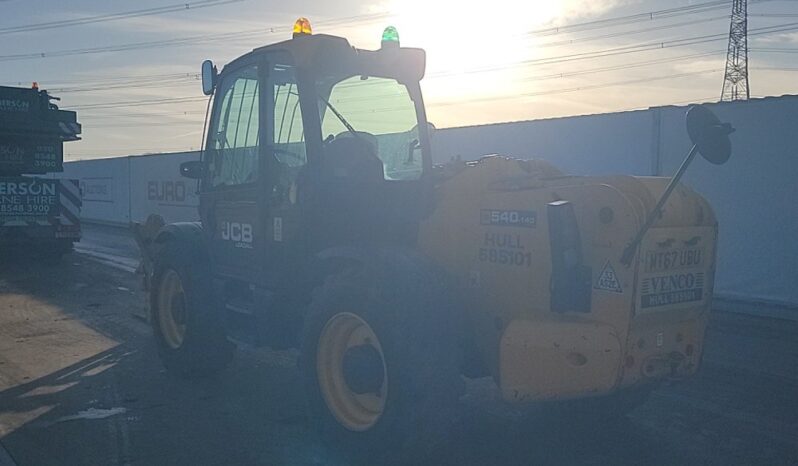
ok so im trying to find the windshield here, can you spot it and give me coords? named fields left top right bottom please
left=316, top=75, right=423, bottom=181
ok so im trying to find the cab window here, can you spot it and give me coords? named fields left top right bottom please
left=207, top=65, right=260, bottom=187
left=271, top=63, right=306, bottom=169
left=317, top=76, right=423, bottom=181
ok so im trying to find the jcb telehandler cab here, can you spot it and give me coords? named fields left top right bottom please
left=137, top=19, right=733, bottom=462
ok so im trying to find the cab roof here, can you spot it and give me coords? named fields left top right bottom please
left=222, top=33, right=426, bottom=83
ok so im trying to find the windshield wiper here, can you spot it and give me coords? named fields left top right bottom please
left=317, top=94, right=360, bottom=140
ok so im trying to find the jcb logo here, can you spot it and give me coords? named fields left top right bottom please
left=221, top=222, right=253, bottom=248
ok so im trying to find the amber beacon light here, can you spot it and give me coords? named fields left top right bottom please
left=293, top=17, right=312, bottom=37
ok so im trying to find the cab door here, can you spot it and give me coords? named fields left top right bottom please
left=201, top=61, right=265, bottom=281
left=259, top=55, right=311, bottom=290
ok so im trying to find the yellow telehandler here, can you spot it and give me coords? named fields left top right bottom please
left=136, top=19, right=734, bottom=462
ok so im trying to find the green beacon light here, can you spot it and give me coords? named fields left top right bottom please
left=381, top=26, right=400, bottom=49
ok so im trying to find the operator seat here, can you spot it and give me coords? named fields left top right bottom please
left=311, top=132, right=389, bottom=248
left=319, top=133, right=383, bottom=183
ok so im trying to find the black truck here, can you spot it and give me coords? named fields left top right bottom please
left=0, top=84, right=82, bottom=260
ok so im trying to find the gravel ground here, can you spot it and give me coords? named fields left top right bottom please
left=0, top=251, right=796, bottom=466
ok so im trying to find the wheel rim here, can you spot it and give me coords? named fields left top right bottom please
left=317, top=312, right=388, bottom=432
left=157, top=269, right=187, bottom=349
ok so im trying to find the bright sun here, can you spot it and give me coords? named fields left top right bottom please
left=383, top=0, right=565, bottom=104
left=387, top=0, right=561, bottom=71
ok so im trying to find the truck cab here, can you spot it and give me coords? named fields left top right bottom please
left=0, top=85, right=82, bottom=260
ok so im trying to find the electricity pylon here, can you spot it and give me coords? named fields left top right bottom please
left=721, top=0, right=749, bottom=101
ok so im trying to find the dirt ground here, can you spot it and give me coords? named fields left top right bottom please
left=0, top=252, right=797, bottom=466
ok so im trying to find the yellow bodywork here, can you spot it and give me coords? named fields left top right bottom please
left=419, top=156, right=717, bottom=402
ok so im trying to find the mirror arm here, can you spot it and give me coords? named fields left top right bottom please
left=620, top=143, right=699, bottom=266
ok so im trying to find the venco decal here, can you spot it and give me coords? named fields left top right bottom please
left=640, top=272, right=705, bottom=308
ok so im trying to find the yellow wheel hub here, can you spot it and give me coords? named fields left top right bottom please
left=317, top=312, right=388, bottom=431
left=157, top=269, right=187, bottom=349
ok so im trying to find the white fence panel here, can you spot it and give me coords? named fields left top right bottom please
left=128, top=151, right=201, bottom=224
left=61, top=157, right=130, bottom=224
left=658, top=97, right=798, bottom=307
left=62, top=96, right=798, bottom=310
left=433, top=108, right=657, bottom=175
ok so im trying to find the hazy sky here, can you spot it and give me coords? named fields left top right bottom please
left=1, top=0, right=796, bottom=160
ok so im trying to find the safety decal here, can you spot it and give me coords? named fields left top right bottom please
left=595, top=261, right=623, bottom=293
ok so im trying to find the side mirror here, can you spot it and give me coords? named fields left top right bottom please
left=201, top=59, right=217, bottom=96
left=686, top=104, right=735, bottom=165
left=620, top=105, right=735, bottom=265
left=180, top=161, right=204, bottom=179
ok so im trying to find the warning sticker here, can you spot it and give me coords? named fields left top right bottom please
left=595, top=261, right=623, bottom=293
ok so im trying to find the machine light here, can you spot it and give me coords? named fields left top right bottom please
left=381, top=26, right=400, bottom=48
left=293, top=17, right=312, bottom=37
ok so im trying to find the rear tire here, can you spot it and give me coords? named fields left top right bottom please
left=300, top=265, right=462, bottom=464
left=150, top=240, right=233, bottom=378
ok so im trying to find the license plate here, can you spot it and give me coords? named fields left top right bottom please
left=643, top=247, right=704, bottom=273
left=636, top=228, right=714, bottom=312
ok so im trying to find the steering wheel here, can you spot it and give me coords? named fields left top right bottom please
left=332, top=131, right=378, bottom=153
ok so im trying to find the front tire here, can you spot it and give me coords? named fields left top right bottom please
left=301, top=265, right=462, bottom=463
left=150, top=240, right=233, bottom=377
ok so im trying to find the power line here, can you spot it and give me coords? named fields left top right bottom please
left=429, top=69, right=722, bottom=107
left=0, top=12, right=391, bottom=62
left=15, top=16, right=729, bottom=93
left=0, top=1, right=764, bottom=65
left=59, top=19, right=798, bottom=112
left=0, top=0, right=244, bottom=36
left=527, top=0, right=732, bottom=36
left=526, top=0, right=775, bottom=37
left=8, top=45, right=717, bottom=102
left=750, top=66, right=798, bottom=71
left=28, top=5, right=796, bottom=123
left=433, top=20, right=798, bottom=78
left=2, top=71, right=197, bottom=87
left=78, top=110, right=206, bottom=119
left=535, top=15, right=729, bottom=49
left=64, top=95, right=208, bottom=110
left=750, top=47, right=798, bottom=53
left=65, top=147, right=198, bottom=158
left=750, top=13, right=798, bottom=18
left=0, top=0, right=774, bottom=86
left=52, top=78, right=200, bottom=94
left=84, top=121, right=201, bottom=128
left=511, top=50, right=726, bottom=84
